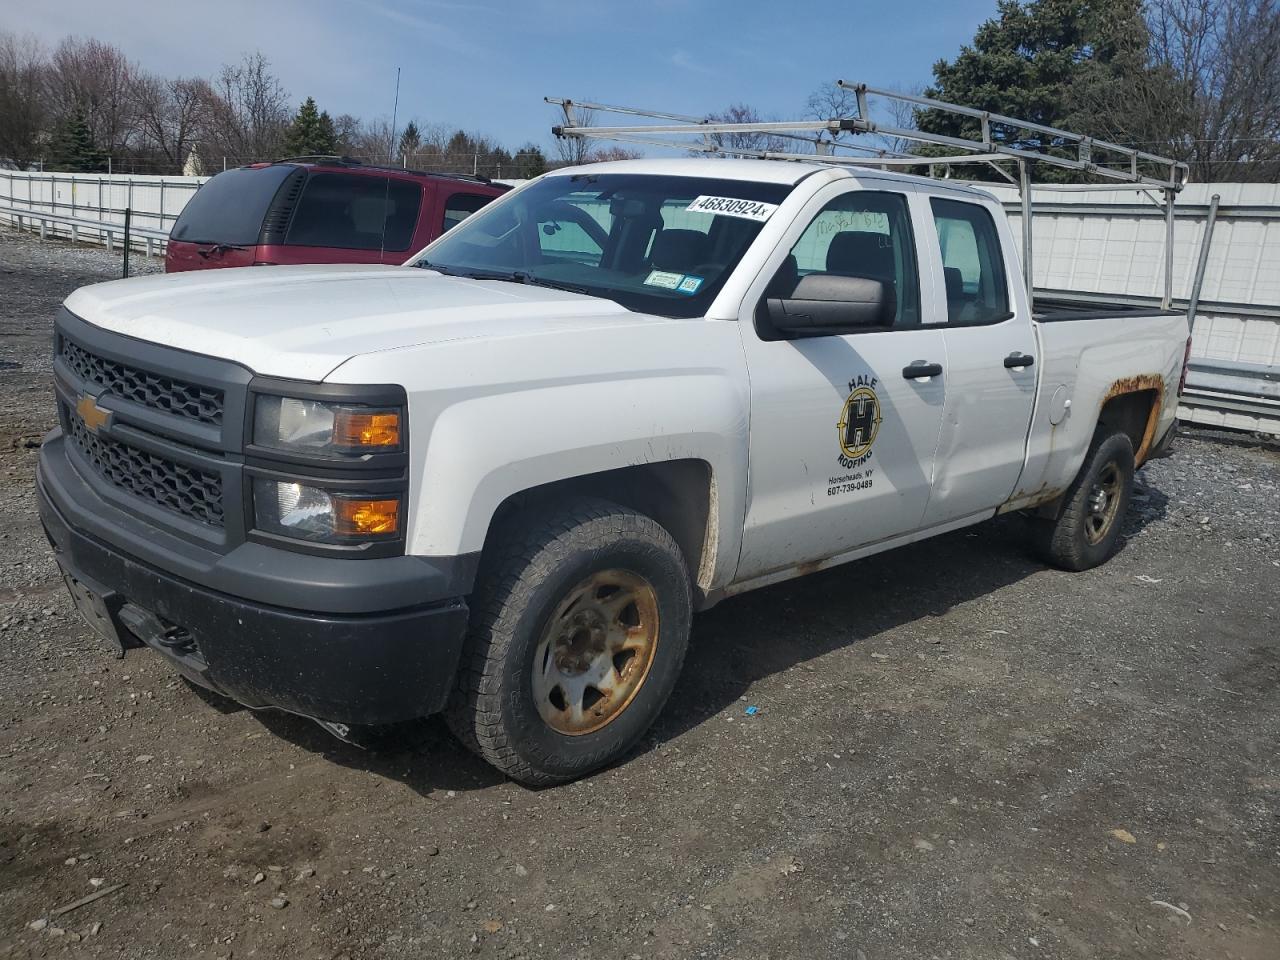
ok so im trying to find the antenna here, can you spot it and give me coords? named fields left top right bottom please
left=387, top=67, right=401, bottom=165
left=381, top=66, right=401, bottom=262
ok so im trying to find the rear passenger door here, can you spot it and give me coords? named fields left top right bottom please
left=735, top=182, right=948, bottom=582
left=919, top=195, right=1038, bottom=527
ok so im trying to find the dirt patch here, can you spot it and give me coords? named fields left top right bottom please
left=1, top=228, right=1278, bottom=959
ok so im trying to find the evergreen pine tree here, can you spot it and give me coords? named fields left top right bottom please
left=513, top=145, right=547, bottom=179
left=48, top=110, right=104, bottom=172
left=398, top=121, right=421, bottom=163
left=916, top=0, right=1162, bottom=177
left=284, top=97, right=339, bottom=157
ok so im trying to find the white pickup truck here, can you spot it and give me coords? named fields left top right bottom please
left=39, top=157, right=1191, bottom=784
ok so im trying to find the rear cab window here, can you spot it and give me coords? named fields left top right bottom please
left=170, top=165, right=298, bottom=246
left=930, top=197, right=1011, bottom=325
left=286, top=173, right=423, bottom=251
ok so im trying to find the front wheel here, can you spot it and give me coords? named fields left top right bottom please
left=446, top=499, right=691, bottom=785
left=1033, top=430, right=1135, bottom=571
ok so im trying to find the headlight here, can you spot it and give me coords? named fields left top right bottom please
left=253, top=395, right=402, bottom=454
left=253, top=479, right=401, bottom=543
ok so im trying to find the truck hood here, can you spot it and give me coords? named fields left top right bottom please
left=64, top=264, right=667, bottom=381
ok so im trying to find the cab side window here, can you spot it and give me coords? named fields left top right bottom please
left=930, top=198, right=1010, bottom=325
left=769, top=190, right=920, bottom=328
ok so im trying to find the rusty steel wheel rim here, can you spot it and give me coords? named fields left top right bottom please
left=1085, top=461, right=1123, bottom=545
left=531, top=569, right=661, bottom=736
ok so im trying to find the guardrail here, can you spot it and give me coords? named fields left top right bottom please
left=1180, top=357, right=1280, bottom=435
left=0, top=204, right=171, bottom=276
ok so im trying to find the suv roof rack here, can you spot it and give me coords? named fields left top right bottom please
left=273, top=154, right=363, bottom=166
left=267, top=155, right=497, bottom=186
left=547, top=82, right=1190, bottom=309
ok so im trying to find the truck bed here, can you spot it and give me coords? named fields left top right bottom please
left=1033, top=294, right=1184, bottom=323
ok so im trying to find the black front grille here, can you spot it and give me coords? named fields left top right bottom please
left=65, top=408, right=225, bottom=527
left=61, top=337, right=224, bottom=426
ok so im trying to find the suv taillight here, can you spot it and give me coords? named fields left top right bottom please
left=1177, top=335, right=1193, bottom=395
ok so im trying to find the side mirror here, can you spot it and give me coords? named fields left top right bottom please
left=765, top=274, right=895, bottom=335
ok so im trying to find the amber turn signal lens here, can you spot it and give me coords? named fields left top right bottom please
left=333, top=410, right=401, bottom=448
left=334, top=497, right=400, bottom=536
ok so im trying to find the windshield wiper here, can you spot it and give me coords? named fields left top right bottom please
left=419, top=263, right=588, bottom=295
left=417, top=262, right=514, bottom=282
left=416, top=260, right=464, bottom=274
left=197, top=243, right=248, bottom=258
left=510, top=272, right=590, bottom=295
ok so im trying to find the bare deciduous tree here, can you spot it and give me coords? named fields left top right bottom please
left=704, top=103, right=787, bottom=156
left=331, top=113, right=362, bottom=155
left=591, top=146, right=643, bottom=162
left=805, top=82, right=923, bottom=158
left=350, top=116, right=396, bottom=163
left=0, top=31, right=47, bottom=168
left=1147, top=0, right=1280, bottom=180
left=46, top=37, right=138, bottom=156
left=551, top=103, right=596, bottom=165
left=132, top=73, right=211, bottom=173
left=202, top=52, right=290, bottom=163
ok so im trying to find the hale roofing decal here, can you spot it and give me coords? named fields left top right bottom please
left=685, top=196, right=778, bottom=222
left=828, top=375, right=881, bottom=496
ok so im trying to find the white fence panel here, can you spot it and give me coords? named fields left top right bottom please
left=0, top=170, right=206, bottom=252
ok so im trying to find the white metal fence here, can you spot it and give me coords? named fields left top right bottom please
left=0, top=169, right=205, bottom=254
left=986, top=182, right=1280, bottom=434
left=1, top=168, right=1277, bottom=433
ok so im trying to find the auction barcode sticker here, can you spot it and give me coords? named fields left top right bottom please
left=685, top=196, right=778, bottom=222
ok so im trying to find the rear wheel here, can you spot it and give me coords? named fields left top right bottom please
left=1034, top=430, right=1135, bottom=571
left=446, top=499, right=691, bottom=785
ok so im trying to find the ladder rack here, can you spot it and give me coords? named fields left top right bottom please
left=547, top=83, right=1191, bottom=309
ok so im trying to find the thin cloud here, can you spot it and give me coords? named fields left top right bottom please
left=354, top=0, right=483, bottom=56
left=669, top=49, right=715, bottom=76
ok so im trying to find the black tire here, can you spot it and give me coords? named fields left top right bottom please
left=445, top=498, right=691, bottom=786
left=1034, top=430, right=1135, bottom=571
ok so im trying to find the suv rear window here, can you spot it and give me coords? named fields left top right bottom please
left=171, top=165, right=297, bottom=246
left=285, top=173, right=422, bottom=251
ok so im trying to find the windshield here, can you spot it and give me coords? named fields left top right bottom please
left=410, top=173, right=794, bottom=318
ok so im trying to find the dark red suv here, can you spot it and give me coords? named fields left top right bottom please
left=165, top=157, right=509, bottom=273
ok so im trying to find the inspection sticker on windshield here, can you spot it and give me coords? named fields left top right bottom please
left=644, top=270, right=684, bottom=290
left=685, top=195, right=778, bottom=222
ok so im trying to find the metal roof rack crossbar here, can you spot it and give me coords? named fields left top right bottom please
left=546, top=84, right=1188, bottom=192
left=546, top=83, right=1191, bottom=309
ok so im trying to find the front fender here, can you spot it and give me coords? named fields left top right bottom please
left=416, top=374, right=748, bottom=590
left=325, top=320, right=752, bottom=594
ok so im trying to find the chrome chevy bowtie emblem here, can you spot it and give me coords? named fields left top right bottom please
left=76, top=393, right=112, bottom=434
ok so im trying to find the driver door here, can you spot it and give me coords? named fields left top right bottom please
left=734, top=182, right=948, bottom=582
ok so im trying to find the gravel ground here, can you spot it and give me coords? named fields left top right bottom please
left=1, top=228, right=1278, bottom=960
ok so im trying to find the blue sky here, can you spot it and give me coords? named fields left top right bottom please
left=13, top=0, right=999, bottom=152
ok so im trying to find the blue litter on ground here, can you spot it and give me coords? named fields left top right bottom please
left=744, top=706, right=759, bottom=716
